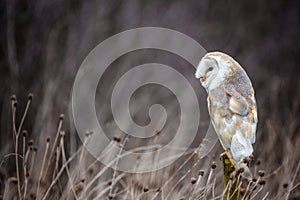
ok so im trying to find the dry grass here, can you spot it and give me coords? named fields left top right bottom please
left=0, top=78, right=299, bottom=200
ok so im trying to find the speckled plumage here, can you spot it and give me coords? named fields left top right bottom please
left=195, top=52, right=258, bottom=167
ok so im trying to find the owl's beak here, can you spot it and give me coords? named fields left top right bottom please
left=200, top=76, right=206, bottom=83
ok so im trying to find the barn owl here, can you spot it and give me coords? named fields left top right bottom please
left=195, top=52, right=257, bottom=175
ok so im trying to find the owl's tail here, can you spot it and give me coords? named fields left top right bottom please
left=231, top=132, right=254, bottom=162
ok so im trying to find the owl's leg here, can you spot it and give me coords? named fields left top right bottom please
left=220, top=149, right=247, bottom=179
left=224, top=149, right=239, bottom=169
left=219, top=151, right=227, bottom=160
left=219, top=149, right=237, bottom=167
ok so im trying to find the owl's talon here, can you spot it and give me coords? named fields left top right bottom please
left=219, top=152, right=228, bottom=160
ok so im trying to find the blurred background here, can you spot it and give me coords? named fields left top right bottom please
left=0, top=0, right=299, bottom=199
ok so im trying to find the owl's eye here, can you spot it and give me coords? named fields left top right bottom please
left=208, top=67, right=213, bottom=72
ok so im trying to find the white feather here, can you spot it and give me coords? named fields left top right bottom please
left=195, top=65, right=202, bottom=79
left=231, top=131, right=253, bottom=161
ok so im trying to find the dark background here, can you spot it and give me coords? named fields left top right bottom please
left=0, top=0, right=299, bottom=199
left=0, top=0, right=299, bottom=137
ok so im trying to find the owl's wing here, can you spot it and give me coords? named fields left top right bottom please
left=229, top=96, right=248, bottom=116
left=223, top=82, right=257, bottom=145
left=223, top=83, right=254, bottom=116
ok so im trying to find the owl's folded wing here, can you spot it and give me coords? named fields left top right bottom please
left=224, top=82, right=257, bottom=144
left=229, top=96, right=248, bottom=116
left=224, top=83, right=250, bottom=116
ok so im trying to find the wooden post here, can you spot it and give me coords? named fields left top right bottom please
left=221, top=154, right=242, bottom=200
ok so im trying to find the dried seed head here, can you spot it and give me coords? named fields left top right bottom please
left=259, top=180, right=266, bottom=185
left=85, top=130, right=93, bottom=136
left=60, top=131, right=65, bottom=136
left=85, top=131, right=89, bottom=136
left=191, top=177, right=197, bottom=184
left=46, top=136, right=51, bottom=143
left=81, top=179, right=85, bottom=183
left=28, top=139, right=34, bottom=146
left=113, top=135, right=121, bottom=143
left=252, top=177, right=257, bottom=182
left=156, top=188, right=161, bottom=192
left=22, top=130, right=28, bottom=137
left=13, top=101, right=18, bottom=107
left=26, top=172, right=30, bottom=178
left=59, top=114, right=64, bottom=120
left=283, top=183, right=288, bottom=188
left=11, top=95, right=17, bottom=101
left=33, top=146, right=37, bottom=152
left=238, top=167, right=245, bottom=174
left=211, top=161, right=216, bottom=169
left=88, top=167, right=94, bottom=175
left=255, top=159, right=261, bottom=165
left=107, top=180, right=112, bottom=186
left=108, top=194, right=113, bottom=199
left=199, top=170, right=204, bottom=176
left=28, top=93, right=33, bottom=100
left=143, top=186, right=149, bottom=192
left=258, top=170, right=265, bottom=177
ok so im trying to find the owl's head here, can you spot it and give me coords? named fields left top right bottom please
left=195, top=52, right=234, bottom=91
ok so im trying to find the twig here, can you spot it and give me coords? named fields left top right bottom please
left=43, top=114, right=64, bottom=181
left=36, top=136, right=51, bottom=199
left=60, top=131, right=79, bottom=200
left=109, top=137, right=128, bottom=197
left=41, top=149, right=80, bottom=200
left=11, top=98, right=22, bottom=200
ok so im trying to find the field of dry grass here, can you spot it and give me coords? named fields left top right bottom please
left=0, top=77, right=299, bottom=200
